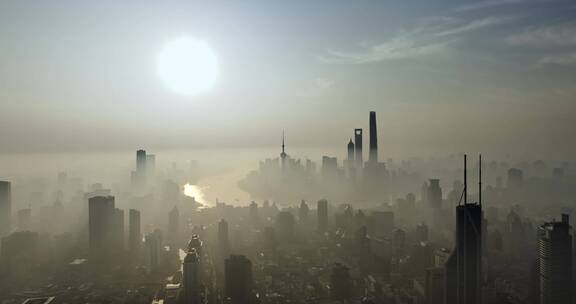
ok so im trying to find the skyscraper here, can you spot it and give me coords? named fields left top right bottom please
left=88, top=195, right=115, bottom=259
left=132, top=149, right=148, bottom=187
left=136, top=149, right=147, bottom=174
left=168, top=205, right=179, bottom=244
left=347, top=139, right=355, bottom=163
left=354, top=129, right=363, bottom=169
left=346, top=139, right=355, bottom=177
left=129, top=209, right=141, bottom=254
left=427, top=179, right=442, bottom=210
left=538, top=214, right=572, bottom=304
left=218, top=219, right=230, bottom=258
left=112, top=208, right=125, bottom=253
left=225, top=255, right=253, bottom=304
left=0, top=181, right=11, bottom=237
left=1, top=231, right=39, bottom=277
left=452, top=203, right=482, bottom=304
left=144, top=229, right=162, bottom=273
left=445, top=155, right=482, bottom=304
left=182, top=249, right=201, bottom=304
left=317, top=199, right=328, bottom=232
left=369, top=111, right=378, bottom=163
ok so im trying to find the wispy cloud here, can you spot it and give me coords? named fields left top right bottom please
left=506, top=23, right=576, bottom=66
left=319, top=37, right=447, bottom=64
left=435, top=16, right=515, bottom=37
left=507, top=25, right=576, bottom=47
left=453, top=0, right=524, bottom=13
left=320, top=16, right=513, bottom=64
left=539, top=53, right=576, bottom=66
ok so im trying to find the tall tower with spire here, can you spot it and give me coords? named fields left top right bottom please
left=445, top=154, right=482, bottom=304
left=369, top=111, right=378, bottom=163
left=280, top=131, right=287, bottom=170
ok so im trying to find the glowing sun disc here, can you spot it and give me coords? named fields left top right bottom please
left=157, top=37, right=219, bottom=96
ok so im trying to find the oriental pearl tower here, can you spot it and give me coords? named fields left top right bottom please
left=280, top=131, right=287, bottom=170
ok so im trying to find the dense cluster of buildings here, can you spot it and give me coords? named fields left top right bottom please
left=1, top=117, right=576, bottom=303
left=239, top=111, right=389, bottom=202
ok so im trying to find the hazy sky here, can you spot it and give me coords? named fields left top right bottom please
left=0, top=0, right=575, bottom=158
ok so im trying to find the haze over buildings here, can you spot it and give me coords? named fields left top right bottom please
left=0, top=1, right=576, bottom=304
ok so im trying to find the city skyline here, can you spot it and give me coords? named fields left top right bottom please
left=0, top=1, right=575, bottom=157
left=0, top=1, right=575, bottom=303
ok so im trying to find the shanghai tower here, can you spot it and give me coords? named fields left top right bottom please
left=369, top=111, right=378, bottom=163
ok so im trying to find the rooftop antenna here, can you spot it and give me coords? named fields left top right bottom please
left=479, top=154, right=482, bottom=206
left=464, top=154, right=467, bottom=205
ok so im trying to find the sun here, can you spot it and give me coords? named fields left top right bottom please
left=157, top=37, right=219, bottom=96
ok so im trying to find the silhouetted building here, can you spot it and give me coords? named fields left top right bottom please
left=538, top=214, right=572, bottom=304
left=225, top=255, right=253, bottom=304
left=317, top=199, right=328, bottom=232
left=331, top=263, right=352, bottom=300
left=182, top=249, right=201, bottom=304
left=144, top=229, right=163, bottom=273
left=369, top=111, right=378, bottom=163
left=446, top=155, right=482, bottom=304
left=347, top=139, right=355, bottom=162
left=136, top=149, right=147, bottom=174
left=168, top=206, right=180, bottom=244
left=112, top=208, right=125, bottom=252
left=0, top=231, right=39, bottom=278
left=427, top=179, right=442, bottom=210
left=134, top=149, right=147, bottom=186
left=354, top=128, right=363, bottom=170
left=88, top=195, right=115, bottom=259
left=0, top=181, right=11, bottom=237
left=449, top=203, right=482, bottom=304
left=129, top=209, right=141, bottom=254
left=218, top=219, right=230, bottom=257
left=428, top=179, right=443, bottom=227
left=346, top=139, right=356, bottom=178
